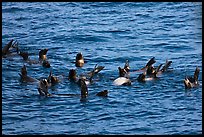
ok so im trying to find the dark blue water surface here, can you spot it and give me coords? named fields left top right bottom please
left=2, top=2, right=202, bottom=135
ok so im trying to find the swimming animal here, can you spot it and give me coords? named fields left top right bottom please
left=68, top=69, right=92, bottom=85
left=113, top=60, right=131, bottom=86
left=69, top=64, right=104, bottom=85
left=39, top=48, right=48, bottom=61
left=38, top=79, right=51, bottom=97
left=184, top=67, right=200, bottom=89
left=86, top=64, right=105, bottom=80
left=134, top=57, right=156, bottom=73
left=118, top=60, right=130, bottom=77
left=113, top=77, right=131, bottom=86
left=19, top=49, right=51, bottom=68
left=47, top=70, right=60, bottom=85
left=19, top=51, right=29, bottom=60
left=19, top=65, right=39, bottom=83
left=96, top=90, right=108, bottom=97
left=137, top=64, right=162, bottom=82
left=42, top=60, right=51, bottom=68
left=75, top=52, right=84, bottom=67
left=41, top=77, right=88, bottom=98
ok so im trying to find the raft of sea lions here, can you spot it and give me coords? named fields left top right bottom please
left=2, top=39, right=201, bottom=100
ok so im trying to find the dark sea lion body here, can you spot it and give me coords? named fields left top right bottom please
left=19, top=65, right=39, bottom=83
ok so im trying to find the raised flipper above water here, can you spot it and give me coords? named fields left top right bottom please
left=118, top=66, right=128, bottom=77
left=133, top=57, right=156, bottom=72
left=47, top=69, right=59, bottom=85
left=146, top=57, right=156, bottom=67
left=184, top=67, right=200, bottom=89
left=124, top=60, right=130, bottom=72
left=2, top=39, right=19, bottom=57
left=79, top=78, right=88, bottom=98
left=161, top=59, right=172, bottom=72
left=2, top=39, right=14, bottom=56
left=87, top=64, right=105, bottom=82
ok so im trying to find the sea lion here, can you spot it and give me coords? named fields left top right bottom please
left=96, top=90, right=108, bottom=97
left=113, top=77, right=131, bottom=86
left=38, top=79, right=51, bottom=97
left=69, top=64, right=104, bottom=85
left=118, top=60, right=130, bottom=77
left=133, top=57, right=156, bottom=72
left=18, top=49, right=51, bottom=67
left=86, top=64, right=105, bottom=81
left=137, top=64, right=162, bottom=82
left=42, top=60, right=51, bottom=68
left=184, top=67, right=200, bottom=89
left=19, top=65, right=39, bottom=83
left=47, top=70, right=60, bottom=85
left=75, top=52, right=84, bottom=67
left=39, top=48, right=48, bottom=61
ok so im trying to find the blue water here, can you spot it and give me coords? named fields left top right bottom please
left=2, top=2, right=202, bottom=135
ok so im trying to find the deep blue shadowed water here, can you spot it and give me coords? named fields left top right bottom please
left=2, top=2, right=202, bottom=135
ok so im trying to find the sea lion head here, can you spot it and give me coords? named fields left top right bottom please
left=39, top=48, right=48, bottom=60
left=42, top=60, right=51, bottom=68
left=75, top=52, right=84, bottom=67
left=68, top=69, right=77, bottom=81
left=19, top=51, right=29, bottom=60
left=21, top=65, right=27, bottom=76
left=96, top=90, right=108, bottom=97
left=137, top=73, right=146, bottom=82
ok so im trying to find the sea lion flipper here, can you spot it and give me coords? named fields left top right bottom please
left=146, top=57, right=156, bottom=67
left=194, top=66, right=200, bottom=81
left=79, top=79, right=88, bottom=98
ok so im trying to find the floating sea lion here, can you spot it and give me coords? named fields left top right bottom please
left=113, top=77, right=131, bottom=86
left=38, top=79, right=51, bottom=97
left=42, top=60, right=51, bottom=68
left=69, top=64, right=104, bottom=85
left=19, top=65, right=39, bottom=83
left=113, top=60, right=131, bottom=86
left=118, top=60, right=130, bottom=78
left=47, top=70, right=60, bottom=85
left=184, top=67, right=200, bottom=89
left=19, top=49, right=51, bottom=68
left=133, top=57, right=156, bottom=73
left=137, top=64, right=162, bottom=82
left=39, top=48, right=48, bottom=61
left=86, top=64, right=105, bottom=81
left=75, top=52, right=84, bottom=67
left=96, top=90, right=108, bottom=97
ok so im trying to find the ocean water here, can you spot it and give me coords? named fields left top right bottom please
left=2, top=2, right=202, bottom=135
